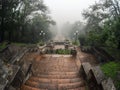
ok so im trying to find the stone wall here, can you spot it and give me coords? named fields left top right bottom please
left=0, top=45, right=31, bottom=90
left=0, top=45, right=27, bottom=63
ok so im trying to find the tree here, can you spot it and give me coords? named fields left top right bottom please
left=61, top=21, right=85, bottom=40
left=82, top=0, right=120, bottom=48
left=0, top=0, right=55, bottom=43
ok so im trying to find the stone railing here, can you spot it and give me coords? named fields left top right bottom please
left=0, top=45, right=28, bottom=63
left=0, top=46, right=13, bottom=62
left=80, top=62, right=116, bottom=90
left=0, top=45, right=32, bottom=90
left=0, top=64, right=20, bottom=90
left=10, top=48, right=28, bottom=64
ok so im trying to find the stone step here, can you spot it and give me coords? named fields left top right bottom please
left=33, top=70, right=78, bottom=72
left=68, top=86, right=86, bottom=90
left=58, top=82, right=85, bottom=90
left=25, top=81, right=57, bottom=90
left=21, top=85, right=47, bottom=90
left=33, top=74, right=79, bottom=79
left=33, top=68, right=78, bottom=72
left=33, top=71, right=79, bottom=75
left=29, top=77, right=82, bottom=84
left=25, top=80, right=85, bottom=90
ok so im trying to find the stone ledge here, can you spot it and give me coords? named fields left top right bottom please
left=81, top=62, right=92, bottom=76
left=102, top=78, right=116, bottom=90
left=91, top=66, right=105, bottom=84
left=81, top=62, right=116, bottom=90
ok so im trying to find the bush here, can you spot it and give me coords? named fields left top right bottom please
left=101, top=61, right=120, bottom=89
left=56, top=49, right=71, bottom=54
left=72, top=40, right=80, bottom=46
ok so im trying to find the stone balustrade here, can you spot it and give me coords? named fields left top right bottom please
left=80, top=62, right=116, bottom=90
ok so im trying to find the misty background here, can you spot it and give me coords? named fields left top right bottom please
left=44, top=0, right=98, bottom=39
left=44, top=0, right=97, bottom=27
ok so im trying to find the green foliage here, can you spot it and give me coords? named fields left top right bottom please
left=0, top=0, right=55, bottom=43
left=72, top=40, right=80, bottom=46
left=103, top=47, right=120, bottom=60
left=56, top=49, right=71, bottom=54
left=101, top=62, right=120, bottom=78
left=82, top=0, right=120, bottom=49
left=101, top=61, right=120, bottom=89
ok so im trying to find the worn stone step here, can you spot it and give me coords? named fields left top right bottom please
left=33, top=71, right=79, bottom=75
left=20, top=53, right=87, bottom=90
left=34, top=70, right=78, bottom=72
left=25, top=81, right=57, bottom=90
left=33, top=74, right=79, bottom=79
left=21, top=85, right=47, bottom=90
left=25, top=80, right=85, bottom=90
left=58, top=81, right=85, bottom=90
left=68, top=86, right=86, bottom=90
left=29, top=77, right=82, bottom=84
left=33, top=68, right=78, bottom=72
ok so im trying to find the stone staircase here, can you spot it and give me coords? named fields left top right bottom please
left=21, top=55, right=86, bottom=90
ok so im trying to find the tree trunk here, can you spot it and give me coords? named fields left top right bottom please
left=8, top=31, right=12, bottom=42
left=0, top=0, right=5, bottom=42
left=0, top=17, right=5, bottom=42
left=118, top=40, right=120, bottom=49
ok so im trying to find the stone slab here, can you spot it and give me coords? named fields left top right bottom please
left=82, top=62, right=92, bottom=76
left=91, top=66, right=105, bottom=84
left=102, top=78, right=116, bottom=90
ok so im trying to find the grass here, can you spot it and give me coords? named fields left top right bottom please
left=101, top=61, right=120, bottom=89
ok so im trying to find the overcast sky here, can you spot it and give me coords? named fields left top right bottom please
left=44, top=0, right=97, bottom=27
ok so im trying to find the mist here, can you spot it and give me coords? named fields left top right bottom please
left=43, top=0, right=98, bottom=40
left=44, top=0, right=98, bottom=28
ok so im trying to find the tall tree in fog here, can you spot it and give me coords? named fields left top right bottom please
left=61, top=21, right=85, bottom=40
left=0, top=0, right=55, bottom=43
left=82, top=0, right=120, bottom=48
